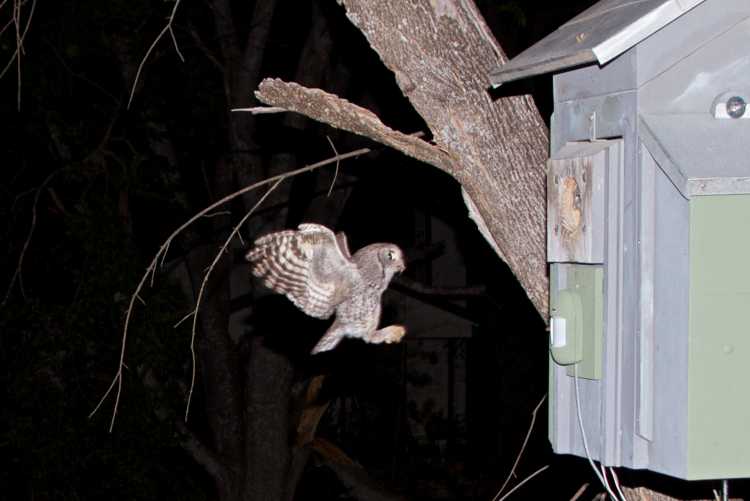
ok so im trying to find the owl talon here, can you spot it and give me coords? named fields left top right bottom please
left=369, top=325, right=406, bottom=345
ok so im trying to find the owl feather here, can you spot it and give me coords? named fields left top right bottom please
left=246, top=223, right=406, bottom=353
left=246, top=224, right=357, bottom=319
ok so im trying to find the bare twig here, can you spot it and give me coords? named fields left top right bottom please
left=188, top=25, right=224, bottom=73
left=2, top=170, right=58, bottom=308
left=90, top=145, right=374, bottom=431
left=127, top=0, right=184, bottom=109
left=175, top=420, right=228, bottom=485
left=325, top=136, right=339, bottom=197
left=0, top=0, right=36, bottom=110
left=231, top=106, right=287, bottom=114
left=495, top=465, right=549, bottom=501
left=493, top=394, right=547, bottom=500
left=569, top=483, right=589, bottom=501
left=44, top=39, right=119, bottom=103
left=13, top=0, right=20, bottom=109
left=202, top=210, right=231, bottom=218
left=173, top=309, right=196, bottom=328
left=46, top=187, right=69, bottom=216
left=184, top=178, right=282, bottom=422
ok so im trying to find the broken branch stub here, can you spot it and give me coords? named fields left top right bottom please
left=255, top=78, right=457, bottom=174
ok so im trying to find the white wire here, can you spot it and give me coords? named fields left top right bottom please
left=609, top=466, right=627, bottom=501
left=573, top=363, right=622, bottom=501
left=600, top=464, right=616, bottom=497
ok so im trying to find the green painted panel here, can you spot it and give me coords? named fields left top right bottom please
left=549, top=264, right=603, bottom=380
left=565, top=265, right=603, bottom=380
left=688, top=195, right=750, bottom=479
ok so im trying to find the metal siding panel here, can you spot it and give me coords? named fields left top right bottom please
left=637, top=115, right=689, bottom=197
left=603, top=137, right=628, bottom=466
left=687, top=195, right=750, bottom=479
left=554, top=49, right=637, bottom=103
left=636, top=0, right=750, bottom=88
left=549, top=137, right=636, bottom=467
left=549, top=96, right=640, bottom=468
left=637, top=142, right=656, bottom=444
left=640, top=114, right=750, bottom=196
left=649, top=151, right=690, bottom=478
left=551, top=92, right=637, bottom=149
left=640, top=13, right=750, bottom=114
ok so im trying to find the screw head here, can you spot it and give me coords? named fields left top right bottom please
left=726, top=96, right=746, bottom=119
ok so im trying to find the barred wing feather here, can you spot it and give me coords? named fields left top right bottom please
left=245, top=224, right=357, bottom=319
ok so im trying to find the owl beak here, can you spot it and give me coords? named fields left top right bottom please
left=397, top=261, right=406, bottom=273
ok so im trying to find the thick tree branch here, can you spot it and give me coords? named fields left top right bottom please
left=256, top=79, right=457, bottom=174
left=340, top=0, right=550, bottom=316
left=311, top=438, right=409, bottom=501
left=255, top=0, right=550, bottom=317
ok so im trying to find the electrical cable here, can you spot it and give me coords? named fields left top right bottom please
left=609, top=466, right=626, bottom=500
left=573, top=363, right=622, bottom=501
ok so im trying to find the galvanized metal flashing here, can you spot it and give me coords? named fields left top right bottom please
left=489, top=0, right=706, bottom=87
left=640, top=113, right=750, bottom=197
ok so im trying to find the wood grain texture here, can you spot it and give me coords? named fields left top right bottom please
left=258, top=0, right=550, bottom=317
left=343, top=0, right=550, bottom=317
left=548, top=155, right=605, bottom=264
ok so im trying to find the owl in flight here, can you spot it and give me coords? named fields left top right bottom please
left=246, top=223, right=406, bottom=354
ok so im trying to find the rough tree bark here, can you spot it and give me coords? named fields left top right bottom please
left=256, top=0, right=550, bottom=317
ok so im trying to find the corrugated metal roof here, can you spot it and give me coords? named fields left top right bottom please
left=489, top=0, right=707, bottom=87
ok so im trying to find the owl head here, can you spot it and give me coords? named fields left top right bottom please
left=352, top=243, right=405, bottom=286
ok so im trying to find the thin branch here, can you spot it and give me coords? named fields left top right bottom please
left=14, top=0, right=20, bottom=110
left=90, top=145, right=374, bottom=431
left=202, top=210, right=231, bottom=218
left=0, top=16, right=13, bottom=39
left=495, top=465, right=549, bottom=501
left=175, top=420, right=227, bottom=485
left=127, top=0, right=184, bottom=109
left=255, top=78, right=457, bottom=174
left=168, top=25, right=184, bottom=62
left=231, top=106, right=287, bottom=114
left=493, top=394, right=547, bottom=500
left=44, top=39, right=119, bottom=103
left=569, top=483, right=589, bottom=501
left=2, top=170, right=58, bottom=308
left=188, top=25, right=224, bottom=73
left=184, top=178, right=282, bottom=422
left=325, top=136, right=339, bottom=197
left=0, top=0, right=36, bottom=110
left=46, top=187, right=69, bottom=216
left=173, top=309, right=196, bottom=328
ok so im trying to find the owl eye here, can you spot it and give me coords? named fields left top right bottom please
left=386, top=250, right=396, bottom=261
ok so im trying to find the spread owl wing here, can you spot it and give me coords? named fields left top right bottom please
left=245, top=223, right=358, bottom=319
